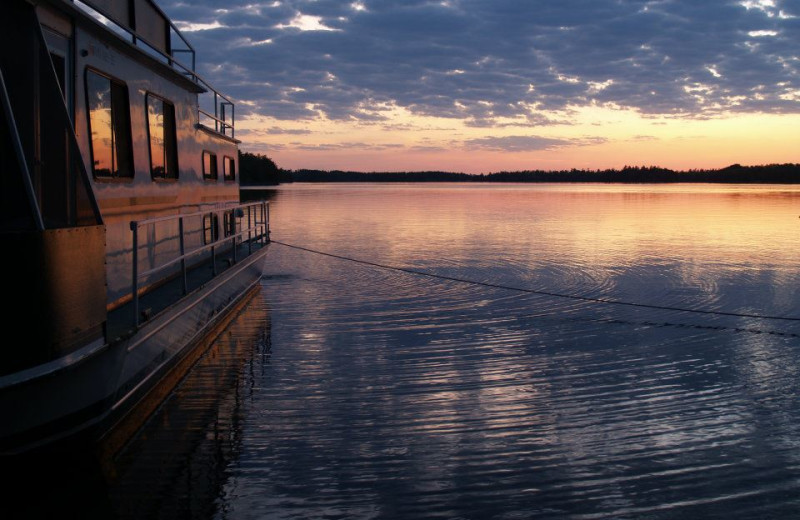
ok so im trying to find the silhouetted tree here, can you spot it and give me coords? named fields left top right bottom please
left=238, top=151, right=291, bottom=185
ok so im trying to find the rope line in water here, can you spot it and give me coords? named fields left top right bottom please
left=271, top=240, right=800, bottom=323
left=540, top=314, right=800, bottom=339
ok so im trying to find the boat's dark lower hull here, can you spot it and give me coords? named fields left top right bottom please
left=0, top=245, right=269, bottom=455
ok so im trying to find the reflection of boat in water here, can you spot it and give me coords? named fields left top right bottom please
left=0, top=0, right=270, bottom=454
left=106, top=293, right=270, bottom=519
left=3, top=290, right=271, bottom=519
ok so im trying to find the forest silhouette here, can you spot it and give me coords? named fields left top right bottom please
left=238, top=152, right=800, bottom=185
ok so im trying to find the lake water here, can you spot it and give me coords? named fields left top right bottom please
left=233, top=183, right=800, bottom=519
left=21, top=183, right=800, bottom=519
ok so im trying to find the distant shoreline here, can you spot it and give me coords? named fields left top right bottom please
left=240, top=163, right=800, bottom=186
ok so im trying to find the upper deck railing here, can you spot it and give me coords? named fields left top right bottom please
left=72, top=0, right=235, bottom=138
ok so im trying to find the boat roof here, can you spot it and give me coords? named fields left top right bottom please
left=41, top=0, right=208, bottom=94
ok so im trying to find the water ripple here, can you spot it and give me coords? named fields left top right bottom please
left=96, top=185, right=800, bottom=519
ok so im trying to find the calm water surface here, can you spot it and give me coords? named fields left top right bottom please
left=234, top=184, right=800, bottom=519
left=37, top=184, right=800, bottom=518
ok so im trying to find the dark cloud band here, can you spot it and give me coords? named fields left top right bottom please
left=164, top=0, right=800, bottom=125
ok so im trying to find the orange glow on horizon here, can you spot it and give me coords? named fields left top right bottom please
left=238, top=106, right=800, bottom=173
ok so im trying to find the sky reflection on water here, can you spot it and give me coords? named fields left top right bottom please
left=81, top=184, right=800, bottom=519
left=202, top=184, right=800, bottom=519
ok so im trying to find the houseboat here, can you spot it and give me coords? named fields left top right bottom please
left=0, top=0, right=270, bottom=454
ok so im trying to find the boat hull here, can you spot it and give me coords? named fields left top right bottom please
left=0, top=244, right=269, bottom=455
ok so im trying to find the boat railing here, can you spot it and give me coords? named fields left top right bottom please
left=130, top=201, right=269, bottom=327
left=198, top=99, right=235, bottom=137
left=72, top=0, right=235, bottom=138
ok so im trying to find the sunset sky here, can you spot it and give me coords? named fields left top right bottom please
left=162, top=0, right=799, bottom=173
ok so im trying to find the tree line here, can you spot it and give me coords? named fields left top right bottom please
left=238, top=151, right=292, bottom=185
left=238, top=153, right=800, bottom=185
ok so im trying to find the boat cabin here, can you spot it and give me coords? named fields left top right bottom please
left=0, top=0, right=265, bottom=376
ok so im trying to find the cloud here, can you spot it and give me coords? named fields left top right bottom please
left=409, top=144, right=449, bottom=153
left=160, top=0, right=800, bottom=125
left=276, top=13, right=341, bottom=31
left=462, top=135, right=605, bottom=152
left=293, top=141, right=406, bottom=152
left=174, top=20, right=226, bottom=32
left=238, top=126, right=313, bottom=136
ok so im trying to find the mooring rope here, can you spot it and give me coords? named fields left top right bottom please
left=271, top=240, right=800, bottom=323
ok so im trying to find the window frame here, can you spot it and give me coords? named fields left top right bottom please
left=145, top=92, right=179, bottom=181
left=84, top=68, right=134, bottom=181
left=223, top=210, right=235, bottom=237
left=203, top=212, right=219, bottom=245
left=223, top=155, right=236, bottom=182
left=202, top=150, right=218, bottom=181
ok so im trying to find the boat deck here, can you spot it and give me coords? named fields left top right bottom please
left=107, top=238, right=269, bottom=340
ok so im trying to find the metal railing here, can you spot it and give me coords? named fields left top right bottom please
left=198, top=95, right=235, bottom=137
left=130, top=201, right=269, bottom=327
left=72, top=0, right=235, bottom=137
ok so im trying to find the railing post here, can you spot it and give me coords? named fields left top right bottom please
left=248, top=205, right=253, bottom=255
left=258, top=202, right=263, bottom=245
left=179, top=217, right=187, bottom=294
left=265, top=202, right=270, bottom=243
left=211, top=243, right=216, bottom=276
left=131, top=221, right=139, bottom=328
left=259, top=202, right=264, bottom=246
left=214, top=91, right=219, bottom=133
left=221, top=103, right=227, bottom=136
left=232, top=225, right=237, bottom=264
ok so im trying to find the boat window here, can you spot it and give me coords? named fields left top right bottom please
left=223, top=209, right=238, bottom=237
left=203, top=151, right=218, bottom=181
left=86, top=69, right=133, bottom=178
left=146, top=93, right=178, bottom=180
left=203, top=212, right=218, bottom=245
left=223, top=155, right=235, bottom=181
